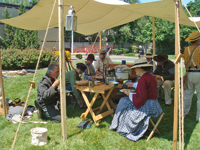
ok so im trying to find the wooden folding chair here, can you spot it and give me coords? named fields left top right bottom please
left=147, top=112, right=165, bottom=141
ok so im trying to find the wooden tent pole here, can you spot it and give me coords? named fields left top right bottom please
left=152, top=17, right=156, bottom=71
left=99, top=31, right=102, bottom=49
left=58, top=0, right=67, bottom=141
left=173, top=0, right=180, bottom=149
left=0, top=50, right=7, bottom=117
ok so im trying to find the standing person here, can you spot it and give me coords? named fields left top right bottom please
left=83, top=54, right=96, bottom=80
left=138, top=45, right=144, bottom=59
left=105, top=43, right=111, bottom=55
left=65, top=63, right=87, bottom=108
left=183, top=31, right=200, bottom=122
left=153, top=54, right=175, bottom=106
left=93, top=49, right=113, bottom=76
left=109, top=59, right=162, bottom=141
left=85, top=48, right=88, bottom=56
left=37, top=63, right=63, bottom=122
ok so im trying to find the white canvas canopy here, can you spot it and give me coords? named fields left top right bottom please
left=0, top=0, right=199, bottom=35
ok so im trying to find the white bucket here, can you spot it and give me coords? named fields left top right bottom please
left=30, top=127, right=48, bottom=146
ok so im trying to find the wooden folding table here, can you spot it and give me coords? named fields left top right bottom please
left=74, top=84, right=122, bottom=126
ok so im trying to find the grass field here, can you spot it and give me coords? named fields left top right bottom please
left=0, top=63, right=199, bottom=150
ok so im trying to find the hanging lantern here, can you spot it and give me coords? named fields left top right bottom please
left=66, top=6, right=77, bottom=31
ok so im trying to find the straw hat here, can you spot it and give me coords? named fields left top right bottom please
left=130, top=59, right=153, bottom=69
left=145, top=52, right=152, bottom=58
left=153, top=54, right=168, bottom=62
left=185, top=31, right=200, bottom=42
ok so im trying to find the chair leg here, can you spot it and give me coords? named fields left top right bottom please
left=147, top=112, right=165, bottom=141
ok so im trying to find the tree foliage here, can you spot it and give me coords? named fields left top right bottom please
left=0, top=0, right=40, bottom=7
left=186, top=0, right=200, bottom=17
left=1, top=4, right=40, bottom=50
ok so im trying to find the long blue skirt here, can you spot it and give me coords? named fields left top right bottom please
left=109, top=97, right=163, bottom=141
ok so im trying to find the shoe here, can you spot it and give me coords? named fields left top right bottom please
left=165, top=103, right=172, bottom=106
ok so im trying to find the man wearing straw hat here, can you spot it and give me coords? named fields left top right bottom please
left=183, top=31, right=200, bottom=121
left=93, top=49, right=113, bottom=76
left=145, top=52, right=153, bottom=73
left=153, top=54, right=175, bottom=106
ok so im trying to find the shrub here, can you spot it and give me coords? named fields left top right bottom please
left=76, top=54, right=82, bottom=59
left=121, top=48, right=129, bottom=54
left=124, top=53, right=135, bottom=57
left=114, top=49, right=123, bottom=55
left=1, top=48, right=56, bottom=69
left=147, top=49, right=153, bottom=53
left=132, top=46, right=139, bottom=53
left=128, top=46, right=133, bottom=53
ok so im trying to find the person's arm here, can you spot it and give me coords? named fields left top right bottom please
left=69, top=72, right=83, bottom=103
left=93, top=60, right=103, bottom=75
left=162, top=68, right=175, bottom=80
left=38, top=79, right=58, bottom=105
left=93, top=60, right=100, bottom=72
left=132, top=78, right=148, bottom=109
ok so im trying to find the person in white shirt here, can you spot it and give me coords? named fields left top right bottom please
left=93, top=49, right=113, bottom=76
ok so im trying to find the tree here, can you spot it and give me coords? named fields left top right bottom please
left=135, top=17, right=196, bottom=54
left=186, top=0, right=200, bottom=17
left=2, top=7, right=15, bottom=49
left=2, top=4, right=40, bottom=49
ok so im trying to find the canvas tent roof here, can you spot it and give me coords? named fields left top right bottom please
left=0, top=0, right=199, bottom=35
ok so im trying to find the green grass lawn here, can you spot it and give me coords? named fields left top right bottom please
left=0, top=66, right=199, bottom=149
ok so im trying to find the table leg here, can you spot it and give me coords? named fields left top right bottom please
left=81, top=92, right=99, bottom=120
left=105, top=87, right=120, bottom=111
left=101, top=94, right=114, bottom=117
left=96, top=88, right=113, bottom=114
left=80, top=91, right=99, bottom=126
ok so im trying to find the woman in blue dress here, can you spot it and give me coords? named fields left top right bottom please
left=109, top=59, right=163, bottom=141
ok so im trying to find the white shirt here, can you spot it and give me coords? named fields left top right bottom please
left=93, top=56, right=113, bottom=73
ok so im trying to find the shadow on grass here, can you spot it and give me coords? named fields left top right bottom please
left=184, top=94, right=198, bottom=149
left=68, top=130, right=82, bottom=138
left=61, top=90, right=198, bottom=145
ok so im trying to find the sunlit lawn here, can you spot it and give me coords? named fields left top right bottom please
left=0, top=62, right=199, bottom=150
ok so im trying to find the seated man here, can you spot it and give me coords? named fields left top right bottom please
left=37, top=63, right=62, bottom=122
left=153, top=54, right=175, bottom=106
left=82, top=54, right=96, bottom=80
left=145, top=52, right=153, bottom=73
left=65, top=63, right=87, bottom=108
left=93, top=49, right=113, bottom=76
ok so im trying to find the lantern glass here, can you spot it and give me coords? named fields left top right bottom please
left=66, top=15, right=77, bottom=31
